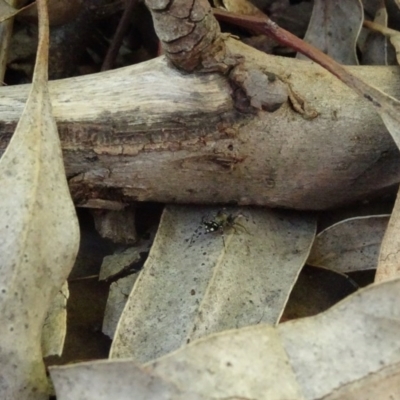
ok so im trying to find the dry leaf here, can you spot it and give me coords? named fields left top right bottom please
left=153, top=277, right=400, bottom=399
left=102, top=274, right=138, bottom=339
left=110, top=206, right=316, bottom=363
left=321, top=362, right=400, bottom=399
left=362, top=1, right=389, bottom=65
left=147, top=324, right=304, bottom=400
left=51, top=278, right=400, bottom=400
left=308, top=215, right=389, bottom=273
left=101, top=232, right=155, bottom=338
left=99, top=247, right=140, bottom=281
left=279, top=278, right=400, bottom=399
left=297, top=0, right=363, bottom=64
left=376, top=190, right=400, bottom=282
left=52, top=325, right=304, bottom=400
left=0, top=0, right=79, bottom=398
left=389, top=34, right=400, bottom=63
left=0, top=0, right=24, bottom=22
left=363, top=19, right=400, bottom=64
left=50, top=359, right=204, bottom=400
left=41, top=281, right=69, bottom=357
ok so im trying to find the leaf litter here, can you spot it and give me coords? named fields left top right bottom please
left=297, top=0, right=363, bottom=65
left=307, top=215, right=390, bottom=273
left=0, top=0, right=79, bottom=398
left=109, top=205, right=316, bottom=363
left=3, top=0, right=400, bottom=398
left=50, top=277, right=400, bottom=400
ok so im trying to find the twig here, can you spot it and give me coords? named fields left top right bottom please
left=101, top=0, right=139, bottom=71
left=363, top=19, right=400, bottom=38
left=212, top=8, right=400, bottom=128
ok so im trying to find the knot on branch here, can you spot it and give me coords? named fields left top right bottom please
left=145, top=0, right=232, bottom=72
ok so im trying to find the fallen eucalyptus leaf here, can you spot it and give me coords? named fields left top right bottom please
left=41, top=281, right=69, bottom=357
left=148, top=324, right=304, bottom=400
left=376, top=190, right=400, bottom=282
left=321, top=361, right=400, bottom=399
left=307, top=215, right=389, bottom=273
left=52, top=325, right=304, bottom=400
left=363, top=19, right=400, bottom=64
left=297, top=0, right=363, bottom=64
left=278, top=278, right=400, bottom=399
left=362, top=2, right=389, bottom=65
left=389, top=34, right=400, bottom=63
left=50, top=359, right=204, bottom=400
left=50, top=278, right=400, bottom=400
left=101, top=231, right=156, bottom=338
left=102, top=273, right=138, bottom=339
left=0, top=0, right=79, bottom=398
left=99, top=247, right=140, bottom=281
left=110, top=205, right=316, bottom=363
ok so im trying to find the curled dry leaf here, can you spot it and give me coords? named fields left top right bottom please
left=0, top=0, right=79, bottom=398
left=41, top=281, right=69, bottom=357
left=110, top=205, right=316, bottom=363
left=102, top=274, right=139, bottom=339
left=297, top=0, right=363, bottom=64
left=51, top=278, right=400, bottom=400
left=389, top=34, right=400, bottom=63
left=307, top=215, right=390, bottom=273
left=101, top=232, right=155, bottom=338
left=376, top=191, right=400, bottom=282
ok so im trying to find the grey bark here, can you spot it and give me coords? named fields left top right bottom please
left=0, top=38, right=399, bottom=210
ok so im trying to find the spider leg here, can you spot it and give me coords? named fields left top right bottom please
left=233, top=221, right=251, bottom=235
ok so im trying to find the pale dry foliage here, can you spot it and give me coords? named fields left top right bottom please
left=1, top=0, right=400, bottom=399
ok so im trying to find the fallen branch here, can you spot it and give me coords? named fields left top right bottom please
left=0, top=38, right=399, bottom=209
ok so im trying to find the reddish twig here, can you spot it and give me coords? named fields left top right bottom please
left=212, top=8, right=400, bottom=115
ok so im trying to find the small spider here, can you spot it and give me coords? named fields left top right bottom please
left=188, top=210, right=250, bottom=248
left=202, top=210, right=250, bottom=246
left=202, top=211, right=236, bottom=233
